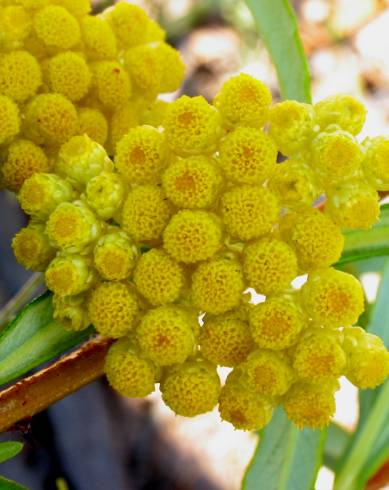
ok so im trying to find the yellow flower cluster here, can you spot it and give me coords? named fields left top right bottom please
left=0, top=0, right=185, bottom=191
left=5, top=7, right=389, bottom=431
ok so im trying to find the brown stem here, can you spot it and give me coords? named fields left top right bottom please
left=0, top=336, right=113, bottom=433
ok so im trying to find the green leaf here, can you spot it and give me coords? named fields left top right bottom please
left=323, top=423, right=350, bottom=470
left=244, top=0, right=311, bottom=103
left=0, top=292, right=94, bottom=387
left=0, top=476, right=28, bottom=490
left=0, top=442, right=23, bottom=464
left=243, top=408, right=326, bottom=490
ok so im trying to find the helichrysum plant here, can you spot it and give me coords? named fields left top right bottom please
left=2, top=0, right=389, bottom=433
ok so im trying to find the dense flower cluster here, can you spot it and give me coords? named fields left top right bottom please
left=4, top=2, right=389, bottom=432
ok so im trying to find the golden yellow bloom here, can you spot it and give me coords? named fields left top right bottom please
left=0, top=95, right=20, bottom=144
left=47, top=52, right=91, bottom=102
left=86, top=171, right=125, bottom=220
left=362, top=136, right=389, bottom=191
left=45, top=254, right=96, bottom=297
left=105, top=2, right=149, bottom=48
left=33, top=5, right=81, bottom=49
left=314, top=94, right=366, bottom=135
left=52, top=0, right=91, bottom=18
left=161, top=360, right=221, bottom=416
left=109, top=102, right=139, bottom=153
left=52, top=293, right=90, bottom=331
left=94, top=231, right=136, bottom=281
left=0, top=50, right=41, bottom=102
left=0, top=6, right=32, bottom=49
left=78, top=107, right=108, bottom=146
left=12, top=221, right=55, bottom=271
left=155, top=42, right=185, bottom=93
left=91, top=61, right=131, bottom=109
left=80, top=15, right=117, bottom=60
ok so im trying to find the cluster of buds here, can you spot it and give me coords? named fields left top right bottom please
left=4, top=2, right=389, bottom=432
left=0, top=0, right=184, bottom=192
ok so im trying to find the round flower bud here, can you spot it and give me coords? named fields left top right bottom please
left=104, top=338, right=157, bottom=398
left=219, top=127, right=277, bottom=184
left=18, top=173, right=74, bottom=219
left=105, top=2, right=149, bottom=48
left=249, top=295, right=306, bottom=350
left=91, top=61, right=132, bottom=109
left=301, top=268, right=364, bottom=328
left=52, top=293, right=90, bottom=332
left=280, top=208, right=344, bottom=271
left=136, top=306, right=196, bottom=366
left=56, top=134, right=113, bottom=188
left=45, top=254, right=96, bottom=297
left=123, top=44, right=164, bottom=97
left=343, top=326, right=389, bottom=389
left=48, top=52, right=91, bottom=102
left=283, top=380, right=339, bottom=429
left=191, top=258, right=244, bottom=314
left=221, top=185, right=279, bottom=241
left=12, top=221, right=55, bottom=271
left=33, top=5, right=81, bottom=50
left=94, top=231, right=136, bottom=281
left=163, top=210, right=222, bottom=263
left=78, top=107, right=108, bottom=146
left=162, top=156, right=222, bottom=209
left=293, top=330, right=346, bottom=379
left=0, top=95, right=20, bottom=144
left=87, top=282, right=139, bottom=338
left=109, top=102, right=139, bottom=153
left=214, top=73, right=272, bottom=129
left=145, top=18, right=166, bottom=43
left=115, top=126, right=167, bottom=184
left=243, top=238, right=298, bottom=296
left=239, top=349, right=294, bottom=398
left=24, top=94, right=78, bottom=145
left=0, top=6, right=32, bottom=49
left=200, top=311, right=253, bottom=367
left=269, top=100, right=314, bottom=156
left=86, top=171, right=125, bottom=220
left=362, top=136, right=389, bottom=190
left=52, top=0, right=91, bottom=18
left=0, top=50, right=41, bottom=102
left=141, top=100, right=169, bottom=128
left=161, top=360, right=221, bottom=417
left=163, top=95, right=221, bottom=156
left=155, top=42, right=185, bottom=93
left=314, top=94, right=366, bottom=135
left=81, top=15, right=117, bottom=60
left=219, top=372, right=273, bottom=431
left=46, top=200, right=101, bottom=253
left=133, top=249, right=184, bottom=306
left=268, top=160, right=319, bottom=209
left=1, top=139, right=51, bottom=192
left=326, top=182, right=380, bottom=230
left=122, top=185, right=172, bottom=243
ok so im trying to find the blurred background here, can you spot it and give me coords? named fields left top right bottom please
left=1, top=0, right=389, bottom=488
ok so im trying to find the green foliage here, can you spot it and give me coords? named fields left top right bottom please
left=0, top=442, right=23, bottom=464
left=0, top=476, right=28, bottom=490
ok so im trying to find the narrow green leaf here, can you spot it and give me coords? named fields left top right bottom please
left=243, top=408, right=326, bottom=490
left=244, top=0, right=311, bottom=103
left=0, top=476, right=28, bottom=490
left=0, top=442, right=23, bottom=464
left=323, top=423, right=350, bottom=470
left=0, top=292, right=94, bottom=387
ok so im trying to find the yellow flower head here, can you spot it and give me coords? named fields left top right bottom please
left=161, top=360, right=221, bottom=417
left=80, top=15, right=117, bottom=60
left=94, top=231, right=136, bottom=281
left=141, top=99, right=170, bottom=128
left=249, top=295, right=306, bottom=350
left=163, top=210, right=222, bottom=263
left=155, top=42, right=185, bottom=93
left=0, top=95, right=20, bottom=144
left=162, top=155, right=221, bottom=209
left=1, top=139, right=51, bottom=192
left=326, top=181, right=380, bottom=230
left=109, top=102, right=139, bottom=153
left=221, top=185, right=279, bottom=241
left=87, top=281, right=139, bottom=338
left=52, top=293, right=90, bottom=332
left=91, top=61, right=132, bottom=109
left=12, top=221, right=55, bottom=271
left=200, top=311, right=253, bottom=367
left=123, top=44, right=164, bottom=97
left=269, top=100, right=314, bottom=156
left=86, top=171, right=125, bottom=220
left=105, top=2, right=149, bottom=48
left=121, top=185, right=172, bottom=243
left=18, top=172, right=74, bottom=219
left=104, top=338, right=157, bottom=398
left=24, top=93, right=78, bottom=145
left=191, top=257, right=244, bottom=315
left=0, top=50, right=41, bottom=102
left=163, top=95, right=221, bottom=156
left=214, top=73, right=272, bottom=129
left=0, top=6, right=32, bottom=49
left=46, top=200, right=101, bottom=252
left=301, top=268, right=364, bottom=328
left=136, top=306, right=196, bottom=366
left=343, top=326, right=389, bottom=389
left=45, top=254, right=96, bottom=297
left=47, top=51, right=91, bottom=102
left=52, top=0, right=91, bottom=18
left=243, top=238, right=298, bottom=296
left=219, top=127, right=277, bottom=184
left=314, top=94, right=366, bottom=135
left=362, top=136, right=389, bottom=191
left=115, top=126, right=167, bottom=184
left=133, top=248, right=185, bottom=306
left=33, top=5, right=81, bottom=49
left=78, top=107, right=108, bottom=146
left=280, top=208, right=344, bottom=271
left=219, top=372, right=273, bottom=430
left=293, top=329, right=346, bottom=379
left=283, top=380, right=339, bottom=429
